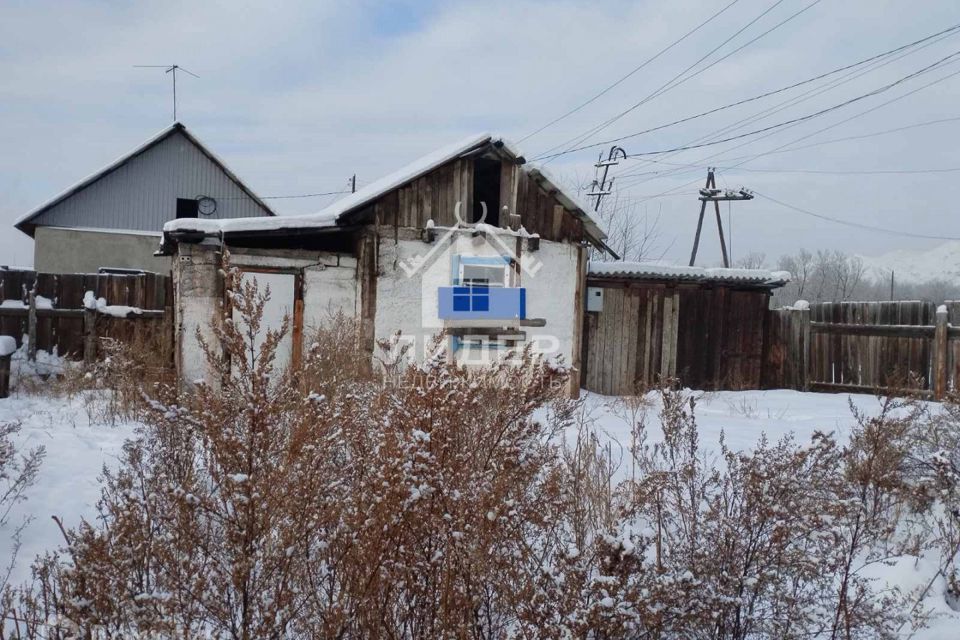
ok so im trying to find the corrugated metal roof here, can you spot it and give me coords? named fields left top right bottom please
left=588, top=261, right=791, bottom=287
left=16, top=122, right=275, bottom=237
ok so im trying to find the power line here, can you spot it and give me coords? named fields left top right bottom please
left=614, top=158, right=960, bottom=179
left=609, top=25, right=960, bottom=190
left=218, top=190, right=351, bottom=201
left=537, top=48, right=960, bottom=160
left=535, top=0, right=792, bottom=158
left=540, top=22, right=960, bottom=166
left=261, top=190, right=352, bottom=200
left=517, top=0, right=743, bottom=144
left=538, top=0, right=820, bottom=161
left=754, top=191, right=960, bottom=240
left=750, top=114, right=960, bottom=156
left=611, top=66, right=960, bottom=206
left=614, top=69, right=960, bottom=193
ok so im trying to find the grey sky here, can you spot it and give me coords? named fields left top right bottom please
left=2, top=0, right=959, bottom=269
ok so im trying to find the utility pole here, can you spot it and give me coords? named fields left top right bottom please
left=588, top=145, right=627, bottom=211
left=689, top=168, right=753, bottom=268
left=350, top=174, right=356, bottom=193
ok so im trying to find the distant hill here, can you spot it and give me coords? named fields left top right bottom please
left=858, top=242, right=960, bottom=284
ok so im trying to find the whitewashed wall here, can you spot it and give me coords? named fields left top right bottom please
left=175, top=245, right=358, bottom=384
left=374, top=229, right=580, bottom=368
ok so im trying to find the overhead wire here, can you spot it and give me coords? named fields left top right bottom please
left=538, top=0, right=821, bottom=161
left=600, top=23, right=960, bottom=192
left=517, top=0, right=743, bottom=143
left=539, top=48, right=960, bottom=160
left=613, top=56, right=960, bottom=194
left=610, top=63, right=960, bottom=210
left=754, top=191, right=960, bottom=240
left=527, top=22, right=960, bottom=163
left=609, top=21, right=960, bottom=185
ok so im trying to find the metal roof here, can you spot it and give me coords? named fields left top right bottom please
left=15, top=122, right=275, bottom=237
left=588, top=261, right=791, bottom=288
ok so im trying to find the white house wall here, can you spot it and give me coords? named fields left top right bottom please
left=373, top=230, right=580, bottom=368
left=523, top=239, right=579, bottom=370
left=302, top=261, right=358, bottom=335
left=174, top=244, right=358, bottom=385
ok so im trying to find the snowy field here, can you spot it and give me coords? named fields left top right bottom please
left=575, top=388, right=887, bottom=479
left=0, top=391, right=137, bottom=587
left=573, top=389, right=959, bottom=639
left=0, top=386, right=957, bottom=635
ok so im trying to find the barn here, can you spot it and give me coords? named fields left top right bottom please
left=581, top=262, right=790, bottom=395
left=158, top=133, right=612, bottom=395
left=14, top=122, right=274, bottom=274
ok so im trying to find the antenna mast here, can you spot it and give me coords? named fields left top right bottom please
left=133, top=64, right=199, bottom=121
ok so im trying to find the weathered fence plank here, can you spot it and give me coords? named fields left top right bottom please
left=0, top=268, right=172, bottom=364
left=763, top=300, right=957, bottom=400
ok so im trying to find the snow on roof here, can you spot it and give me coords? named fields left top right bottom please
left=525, top=164, right=605, bottom=241
left=588, top=261, right=791, bottom=287
left=17, top=122, right=275, bottom=235
left=164, top=132, right=494, bottom=236
left=305, top=132, right=495, bottom=223
left=164, top=132, right=607, bottom=242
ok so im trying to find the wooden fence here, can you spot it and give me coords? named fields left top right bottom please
left=583, top=289, right=960, bottom=400
left=581, top=281, right=772, bottom=395
left=762, top=300, right=960, bottom=399
left=0, top=269, right=172, bottom=363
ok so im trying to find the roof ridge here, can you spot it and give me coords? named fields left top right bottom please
left=15, top=122, right=274, bottom=236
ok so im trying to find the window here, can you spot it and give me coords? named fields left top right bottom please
left=176, top=198, right=199, bottom=219
left=451, top=286, right=489, bottom=312
left=472, top=157, right=501, bottom=225
left=460, top=262, right=507, bottom=288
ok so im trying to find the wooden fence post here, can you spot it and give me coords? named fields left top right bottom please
left=0, top=355, right=10, bottom=399
left=800, top=308, right=811, bottom=391
left=27, top=288, right=37, bottom=362
left=83, top=307, right=97, bottom=365
left=933, top=305, right=948, bottom=400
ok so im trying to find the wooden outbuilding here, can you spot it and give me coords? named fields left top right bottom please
left=581, top=262, right=790, bottom=395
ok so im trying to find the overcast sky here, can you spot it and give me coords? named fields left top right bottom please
left=2, top=0, right=959, bottom=269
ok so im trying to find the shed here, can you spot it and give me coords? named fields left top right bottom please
left=581, top=262, right=790, bottom=395
left=159, top=133, right=612, bottom=396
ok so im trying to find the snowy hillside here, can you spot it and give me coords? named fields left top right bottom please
left=859, top=241, right=960, bottom=284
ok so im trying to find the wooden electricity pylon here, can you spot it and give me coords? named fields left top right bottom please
left=688, top=167, right=753, bottom=268
left=588, top=145, right=627, bottom=211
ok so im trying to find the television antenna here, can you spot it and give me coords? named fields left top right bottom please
left=133, top=64, right=199, bottom=121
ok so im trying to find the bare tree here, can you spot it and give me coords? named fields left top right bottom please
left=735, top=252, right=767, bottom=269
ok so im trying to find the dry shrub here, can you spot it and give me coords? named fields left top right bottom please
left=549, top=387, right=922, bottom=639
left=7, top=260, right=957, bottom=638
left=15, top=262, right=575, bottom=638
left=0, top=422, right=45, bottom=635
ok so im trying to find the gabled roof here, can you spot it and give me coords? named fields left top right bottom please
left=163, top=133, right=607, bottom=245
left=15, top=122, right=276, bottom=237
left=588, top=261, right=791, bottom=288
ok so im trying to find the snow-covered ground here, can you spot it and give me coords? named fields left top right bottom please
left=575, top=388, right=882, bottom=478
left=0, top=386, right=956, bottom=635
left=571, top=389, right=959, bottom=638
left=0, top=391, right=137, bottom=587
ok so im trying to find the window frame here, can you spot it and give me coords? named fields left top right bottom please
left=455, top=255, right=510, bottom=287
